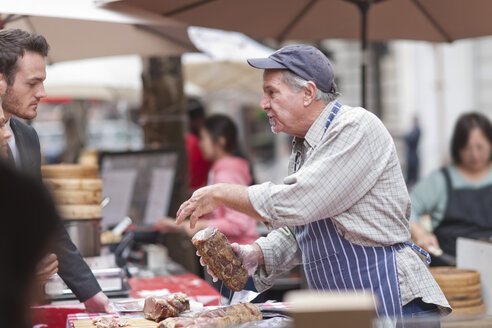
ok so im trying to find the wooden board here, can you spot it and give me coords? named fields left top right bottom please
left=73, top=318, right=158, bottom=328
left=57, top=204, right=102, bottom=219
left=52, top=190, right=102, bottom=205
left=44, top=178, right=103, bottom=191
left=41, top=164, right=99, bottom=179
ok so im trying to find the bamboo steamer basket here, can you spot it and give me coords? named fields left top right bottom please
left=44, top=178, right=102, bottom=191
left=42, top=165, right=103, bottom=212
left=449, top=298, right=483, bottom=308
left=430, top=267, right=480, bottom=287
left=41, top=164, right=99, bottom=179
left=42, top=164, right=103, bottom=257
left=430, top=267, right=485, bottom=317
left=56, top=204, right=102, bottom=219
left=51, top=190, right=102, bottom=205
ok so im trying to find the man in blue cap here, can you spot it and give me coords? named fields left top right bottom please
left=177, top=44, right=450, bottom=323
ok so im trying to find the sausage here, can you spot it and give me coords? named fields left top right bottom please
left=192, top=227, right=248, bottom=291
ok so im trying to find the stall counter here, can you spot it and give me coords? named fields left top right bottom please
left=31, top=273, right=221, bottom=328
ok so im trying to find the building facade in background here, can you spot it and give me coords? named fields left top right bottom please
left=321, top=36, right=492, bottom=183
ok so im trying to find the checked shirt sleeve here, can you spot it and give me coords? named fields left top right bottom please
left=252, top=227, right=302, bottom=292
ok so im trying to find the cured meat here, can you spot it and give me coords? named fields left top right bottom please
left=143, top=293, right=190, bottom=322
left=92, top=317, right=131, bottom=328
left=157, top=317, right=215, bottom=328
left=192, top=227, right=248, bottom=291
left=158, top=303, right=262, bottom=328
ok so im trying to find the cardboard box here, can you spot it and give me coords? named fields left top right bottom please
left=284, top=290, right=376, bottom=328
left=457, top=237, right=492, bottom=316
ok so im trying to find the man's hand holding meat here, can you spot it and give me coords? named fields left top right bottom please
left=231, top=243, right=263, bottom=276
left=195, top=242, right=263, bottom=282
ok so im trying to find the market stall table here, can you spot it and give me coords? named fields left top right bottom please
left=31, top=273, right=221, bottom=328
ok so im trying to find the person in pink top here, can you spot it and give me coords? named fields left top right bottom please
left=156, top=114, right=259, bottom=244
left=186, top=98, right=212, bottom=193
left=156, top=114, right=260, bottom=297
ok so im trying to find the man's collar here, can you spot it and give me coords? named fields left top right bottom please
left=302, top=100, right=337, bottom=149
left=5, top=117, right=17, bottom=150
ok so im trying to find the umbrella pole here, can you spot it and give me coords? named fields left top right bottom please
left=357, top=2, right=370, bottom=108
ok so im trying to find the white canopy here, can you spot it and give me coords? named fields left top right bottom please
left=44, top=27, right=274, bottom=101
left=1, top=0, right=197, bottom=63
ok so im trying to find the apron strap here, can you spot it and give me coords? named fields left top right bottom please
left=440, top=167, right=452, bottom=198
left=320, top=101, right=342, bottom=141
left=404, top=241, right=431, bottom=265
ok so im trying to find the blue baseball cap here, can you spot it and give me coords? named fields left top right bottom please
left=247, top=44, right=335, bottom=93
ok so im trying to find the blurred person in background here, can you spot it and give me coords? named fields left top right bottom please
left=404, top=116, right=421, bottom=188
left=156, top=114, right=259, bottom=297
left=0, top=160, right=60, bottom=328
left=410, top=112, right=492, bottom=265
left=186, top=98, right=212, bottom=193
left=0, top=28, right=111, bottom=312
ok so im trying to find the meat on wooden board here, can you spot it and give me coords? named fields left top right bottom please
left=158, top=303, right=262, bottom=328
left=143, top=293, right=190, bottom=322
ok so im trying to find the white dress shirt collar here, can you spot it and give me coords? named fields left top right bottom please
left=6, top=119, right=20, bottom=165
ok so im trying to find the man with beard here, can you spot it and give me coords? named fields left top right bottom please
left=0, top=28, right=112, bottom=313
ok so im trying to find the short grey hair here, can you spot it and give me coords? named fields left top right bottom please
left=281, top=70, right=340, bottom=104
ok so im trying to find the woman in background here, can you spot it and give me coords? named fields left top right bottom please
left=156, top=114, right=259, bottom=295
left=410, top=112, right=492, bottom=265
left=157, top=114, right=259, bottom=244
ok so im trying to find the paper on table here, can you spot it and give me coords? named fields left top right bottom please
left=137, top=288, right=171, bottom=298
left=101, top=169, right=137, bottom=229
left=144, top=168, right=174, bottom=224
left=230, top=290, right=260, bottom=305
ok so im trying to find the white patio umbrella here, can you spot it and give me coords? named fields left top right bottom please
left=43, top=27, right=273, bottom=102
left=183, top=26, right=274, bottom=94
left=0, top=0, right=197, bottom=63
left=43, top=54, right=204, bottom=103
left=44, top=55, right=143, bottom=102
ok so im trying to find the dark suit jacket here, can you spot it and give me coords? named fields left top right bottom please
left=10, top=117, right=101, bottom=302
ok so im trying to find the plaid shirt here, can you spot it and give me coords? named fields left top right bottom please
left=249, top=102, right=450, bottom=313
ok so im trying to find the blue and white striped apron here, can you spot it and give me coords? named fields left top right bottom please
left=294, top=101, right=430, bottom=319
left=295, top=219, right=405, bottom=318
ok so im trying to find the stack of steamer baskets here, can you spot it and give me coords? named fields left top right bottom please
left=430, top=267, right=486, bottom=317
left=42, top=164, right=103, bottom=257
